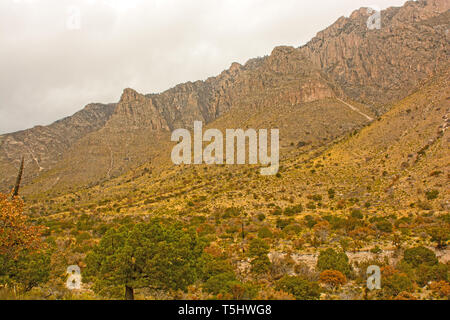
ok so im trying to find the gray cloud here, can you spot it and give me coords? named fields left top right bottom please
left=0, top=0, right=407, bottom=134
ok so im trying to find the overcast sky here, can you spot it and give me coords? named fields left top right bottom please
left=0, top=0, right=408, bottom=134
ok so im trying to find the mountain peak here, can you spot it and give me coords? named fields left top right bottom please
left=119, top=88, right=144, bottom=104
left=349, top=7, right=372, bottom=19
left=271, top=46, right=296, bottom=56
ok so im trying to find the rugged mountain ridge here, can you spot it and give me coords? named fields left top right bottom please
left=108, top=47, right=335, bottom=132
left=0, top=103, right=116, bottom=190
left=0, top=0, right=448, bottom=195
left=22, top=47, right=338, bottom=194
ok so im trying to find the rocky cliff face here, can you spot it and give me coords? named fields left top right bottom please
left=100, top=0, right=449, bottom=137
left=301, top=0, right=449, bottom=110
left=105, top=45, right=335, bottom=134
left=106, top=88, right=170, bottom=131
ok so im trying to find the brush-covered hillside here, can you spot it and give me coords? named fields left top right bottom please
left=0, top=0, right=449, bottom=300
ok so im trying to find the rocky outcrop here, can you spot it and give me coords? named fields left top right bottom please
left=106, top=88, right=170, bottom=131
left=106, top=45, right=334, bottom=133
left=300, top=0, right=450, bottom=109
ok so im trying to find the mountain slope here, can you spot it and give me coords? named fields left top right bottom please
left=21, top=47, right=345, bottom=195
left=1, top=0, right=449, bottom=198
left=0, top=103, right=116, bottom=191
left=36, top=67, right=448, bottom=221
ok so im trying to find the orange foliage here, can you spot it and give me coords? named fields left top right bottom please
left=313, top=221, right=330, bottom=242
left=381, top=265, right=398, bottom=277
left=394, top=291, right=417, bottom=300
left=313, top=221, right=330, bottom=232
left=319, top=270, right=347, bottom=288
left=429, top=281, right=450, bottom=299
left=203, top=244, right=224, bottom=258
left=231, top=283, right=245, bottom=300
left=349, top=227, right=375, bottom=240
left=0, top=193, right=45, bottom=259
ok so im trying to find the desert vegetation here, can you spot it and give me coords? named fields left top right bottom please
left=0, top=0, right=448, bottom=301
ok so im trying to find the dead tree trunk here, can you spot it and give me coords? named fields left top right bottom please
left=12, top=156, right=24, bottom=199
left=125, top=285, right=134, bottom=300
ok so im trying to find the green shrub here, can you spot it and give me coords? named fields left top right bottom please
left=350, top=208, right=363, bottom=219
left=276, top=276, right=320, bottom=300
left=402, top=246, right=438, bottom=268
left=203, top=272, right=236, bottom=295
left=76, top=231, right=91, bottom=243
left=0, top=249, right=51, bottom=293
left=251, top=255, right=271, bottom=275
left=370, top=246, right=382, bottom=254
left=85, top=220, right=205, bottom=299
left=271, top=208, right=283, bottom=216
left=284, top=205, right=303, bottom=216
left=428, top=227, right=450, bottom=249
left=283, top=224, right=302, bottom=236
left=416, top=263, right=449, bottom=287
left=304, top=215, right=317, bottom=229
left=376, top=220, right=393, bottom=233
left=306, top=202, right=316, bottom=210
left=248, top=238, right=269, bottom=257
left=328, top=189, right=335, bottom=199
left=425, top=190, right=439, bottom=200
left=317, top=248, right=352, bottom=277
left=276, top=218, right=293, bottom=230
left=383, top=273, right=413, bottom=297
left=223, top=207, right=241, bottom=218
left=324, top=215, right=345, bottom=230
left=258, top=226, right=273, bottom=239
left=248, top=239, right=271, bottom=275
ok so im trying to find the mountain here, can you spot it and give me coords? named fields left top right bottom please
left=0, top=0, right=448, bottom=197
left=42, top=67, right=447, bottom=217
left=18, top=46, right=367, bottom=196
left=2, top=0, right=449, bottom=301
left=0, top=103, right=115, bottom=191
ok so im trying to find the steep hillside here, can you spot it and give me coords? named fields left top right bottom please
left=0, top=103, right=116, bottom=192
left=1, top=0, right=448, bottom=199
left=30, top=67, right=448, bottom=219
